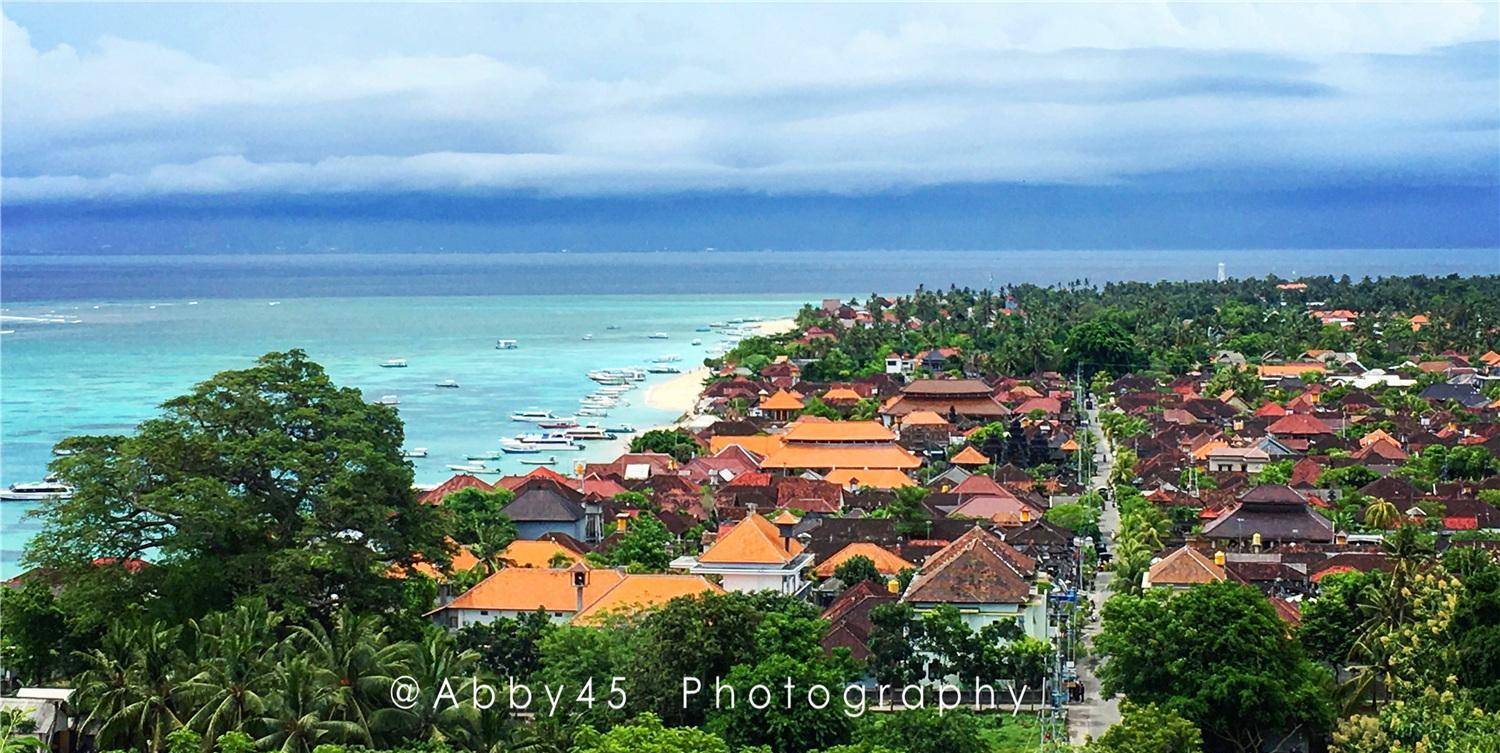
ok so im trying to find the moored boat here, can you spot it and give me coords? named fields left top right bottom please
left=495, top=339, right=518, bottom=349
left=1, top=479, right=74, bottom=501
left=380, top=358, right=408, bottom=368
left=510, top=409, right=557, bottom=422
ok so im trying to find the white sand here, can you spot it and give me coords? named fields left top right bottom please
left=644, top=367, right=710, bottom=419
left=754, top=318, right=797, bottom=336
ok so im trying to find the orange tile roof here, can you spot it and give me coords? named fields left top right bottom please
left=822, top=387, right=863, bottom=403
left=823, top=468, right=916, bottom=489
left=1059, top=438, right=1079, bottom=452
left=1359, top=428, right=1397, bottom=448
left=813, top=542, right=915, bottom=578
left=1191, top=439, right=1230, bottom=461
left=1257, top=362, right=1327, bottom=379
left=392, top=538, right=482, bottom=580
left=1146, top=546, right=1225, bottom=587
left=761, top=444, right=921, bottom=471
left=708, top=434, right=784, bottom=458
left=759, top=390, right=806, bottom=411
left=782, top=419, right=896, bottom=443
left=572, top=574, right=722, bottom=625
left=419, top=473, right=494, bottom=504
left=772, top=509, right=800, bottom=525
left=501, top=539, right=589, bottom=569
left=899, top=410, right=951, bottom=426
left=440, top=568, right=625, bottom=613
left=1481, top=351, right=1500, bottom=366
left=697, top=512, right=804, bottom=565
left=950, top=446, right=990, bottom=466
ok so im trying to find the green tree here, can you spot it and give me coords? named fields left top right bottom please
left=73, top=623, right=185, bottom=753
left=629, top=429, right=701, bottom=463
left=1045, top=502, right=1100, bottom=538
left=440, top=486, right=517, bottom=554
left=831, top=555, right=883, bottom=589
left=455, top=609, right=555, bottom=680
left=292, top=608, right=408, bottom=747
left=853, top=709, right=987, bottom=753
left=705, top=653, right=855, bottom=753
left=0, top=709, right=45, bottom=753
left=1298, top=570, right=1378, bottom=668
left=0, top=580, right=75, bottom=684
left=1096, top=582, right=1333, bottom=753
left=31, top=350, right=449, bottom=625
left=874, top=486, right=933, bottom=538
left=572, top=713, right=731, bottom=753
left=1085, top=700, right=1203, bottom=753
left=607, top=515, right=674, bottom=572
left=177, top=600, right=282, bottom=743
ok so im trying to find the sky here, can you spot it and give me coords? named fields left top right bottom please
left=3, top=3, right=1499, bottom=253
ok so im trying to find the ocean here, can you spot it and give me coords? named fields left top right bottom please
left=1, top=247, right=1496, bottom=577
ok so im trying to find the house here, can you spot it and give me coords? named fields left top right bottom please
left=0, top=688, right=81, bottom=753
left=501, top=482, right=602, bottom=543
left=950, top=445, right=991, bottom=467
left=758, top=389, right=806, bottom=421
left=885, top=353, right=918, bottom=376
left=880, top=379, right=1011, bottom=425
left=1143, top=546, right=1227, bottom=590
left=429, top=565, right=718, bottom=628
left=671, top=511, right=814, bottom=594
left=1256, top=363, right=1327, bottom=383
left=812, top=542, right=916, bottom=579
left=821, top=580, right=897, bottom=661
left=1206, top=445, right=1270, bottom=474
left=1202, top=484, right=1335, bottom=549
left=419, top=473, right=494, bottom=504
left=901, top=526, right=1048, bottom=642
left=760, top=418, right=921, bottom=476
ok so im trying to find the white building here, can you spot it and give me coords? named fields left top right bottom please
left=671, top=511, right=814, bottom=595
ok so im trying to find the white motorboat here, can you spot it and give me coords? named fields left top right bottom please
left=597, top=385, right=632, bottom=394
left=648, top=332, right=669, bottom=339
left=466, top=451, right=503, bottom=461
left=518, top=456, right=557, bottom=466
left=691, top=338, right=703, bottom=346
left=515, top=433, right=581, bottom=450
left=538, top=419, right=578, bottom=429
left=581, top=333, right=594, bottom=341
left=500, top=439, right=541, bottom=454
left=495, top=339, right=518, bottom=350
left=435, top=379, right=460, bottom=389
left=1, top=479, right=74, bottom=501
left=648, top=365, right=681, bottom=374
left=577, top=408, right=608, bottom=417
left=510, top=409, right=557, bottom=422
left=564, top=425, right=614, bottom=441
left=653, top=354, right=682, bottom=362
left=448, top=463, right=488, bottom=473
left=606, top=424, right=636, bottom=434
left=381, top=358, right=408, bottom=368
left=403, top=448, right=429, bottom=458
left=375, top=395, right=400, bottom=406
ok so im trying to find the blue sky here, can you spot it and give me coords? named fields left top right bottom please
left=3, top=3, right=1498, bottom=252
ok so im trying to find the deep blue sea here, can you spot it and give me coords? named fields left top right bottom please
left=1, top=248, right=1496, bottom=576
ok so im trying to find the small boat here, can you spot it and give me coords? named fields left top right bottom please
left=606, top=424, right=636, bottom=434
left=648, top=332, right=669, bottom=340
left=375, top=395, right=400, bottom=406
left=495, top=339, right=518, bottom=350
left=435, top=379, right=460, bottom=389
left=538, top=419, right=578, bottom=429
left=691, top=338, right=703, bottom=346
left=695, top=326, right=712, bottom=332
left=648, top=365, right=682, bottom=374
left=605, top=325, right=621, bottom=330
left=518, top=456, right=557, bottom=466
left=510, top=409, right=557, bottom=422
left=581, top=333, right=594, bottom=341
left=577, top=408, right=608, bottom=417
left=448, top=463, right=488, bottom=473
left=466, top=451, right=502, bottom=461
left=403, top=448, right=429, bottom=458
left=1, top=479, right=74, bottom=501
left=653, top=354, right=681, bottom=363
left=381, top=359, right=408, bottom=368
left=597, top=385, right=633, bottom=394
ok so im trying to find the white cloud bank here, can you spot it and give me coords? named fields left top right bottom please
left=3, top=4, right=1497, bottom=204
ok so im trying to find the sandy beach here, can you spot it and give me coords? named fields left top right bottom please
left=644, top=366, right=711, bottom=418
left=754, top=317, right=797, bottom=336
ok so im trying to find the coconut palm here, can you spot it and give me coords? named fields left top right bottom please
left=251, top=656, right=358, bottom=753
left=293, top=608, right=407, bottom=746
left=1, top=709, right=45, bottom=753
left=393, top=630, right=481, bottom=746
left=1362, top=497, right=1400, bottom=530
left=73, top=624, right=184, bottom=753
left=177, top=600, right=281, bottom=741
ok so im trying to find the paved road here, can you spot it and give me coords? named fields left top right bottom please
left=1068, top=406, right=1123, bottom=745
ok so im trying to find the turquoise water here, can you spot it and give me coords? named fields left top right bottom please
left=0, top=294, right=806, bottom=577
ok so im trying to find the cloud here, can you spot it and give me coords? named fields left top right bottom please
left=2, top=5, right=1497, bottom=205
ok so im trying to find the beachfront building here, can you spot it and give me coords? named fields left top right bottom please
left=880, top=379, right=1010, bottom=427
left=900, top=526, right=1049, bottom=643
left=428, top=564, right=719, bottom=627
left=671, top=511, right=814, bottom=595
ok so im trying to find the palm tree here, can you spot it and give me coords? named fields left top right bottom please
left=177, top=600, right=281, bottom=742
left=251, top=657, right=358, bottom=753
left=73, top=624, right=185, bottom=753
left=294, top=609, right=406, bottom=747
left=1, top=709, right=45, bottom=753
left=1362, top=497, right=1400, bottom=530
left=393, top=630, right=481, bottom=747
